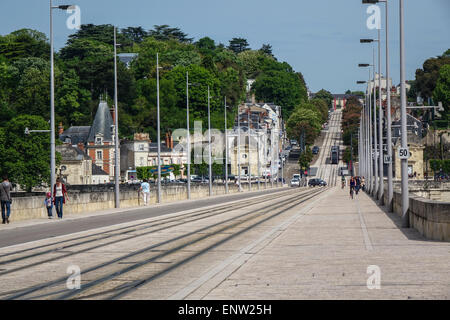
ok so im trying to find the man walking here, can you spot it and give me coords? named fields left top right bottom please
left=140, top=179, right=151, bottom=206
left=0, top=175, right=12, bottom=224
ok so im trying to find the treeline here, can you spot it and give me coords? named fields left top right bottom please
left=0, top=25, right=308, bottom=140
left=0, top=24, right=309, bottom=190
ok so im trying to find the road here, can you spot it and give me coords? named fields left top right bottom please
left=311, top=109, right=344, bottom=186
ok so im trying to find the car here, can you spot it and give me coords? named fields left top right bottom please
left=312, top=146, right=319, bottom=154
left=308, top=178, right=327, bottom=187
left=290, top=178, right=300, bottom=187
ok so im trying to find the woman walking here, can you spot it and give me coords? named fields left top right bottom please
left=53, top=178, right=69, bottom=219
left=0, top=175, right=12, bottom=224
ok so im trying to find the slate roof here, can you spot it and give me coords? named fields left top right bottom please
left=59, top=126, right=91, bottom=145
left=87, top=100, right=114, bottom=143
left=92, top=164, right=108, bottom=176
left=56, top=145, right=91, bottom=161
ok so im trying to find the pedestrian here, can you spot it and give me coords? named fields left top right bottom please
left=53, top=177, right=69, bottom=219
left=361, top=176, right=366, bottom=192
left=0, top=175, right=12, bottom=224
left=44, top=192, right=53, bottom=219
left=355, top=176, right=361, bottom=195
left=140, top=179, right=150, bottom=206
left=349, top=176, right=356, bottom=199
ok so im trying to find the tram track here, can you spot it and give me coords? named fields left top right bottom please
left=2, top=187, right=327, bottom=300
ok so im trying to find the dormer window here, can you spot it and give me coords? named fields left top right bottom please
left=95, top=134, right=103, bottom=145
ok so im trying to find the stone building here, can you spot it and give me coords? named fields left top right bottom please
left=120, top=133, right=151, bottom=182
left=56, top=144, right=92, bottom=185
left=393, top=141, right=425, bottom=180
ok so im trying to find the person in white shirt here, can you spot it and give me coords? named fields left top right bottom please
left=140, top=179, right=151, bottom=206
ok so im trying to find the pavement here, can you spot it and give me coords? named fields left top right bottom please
left=198, top=186, right=450, bottom=300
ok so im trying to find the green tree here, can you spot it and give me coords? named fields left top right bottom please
left=286, top=106, right=322, bottom=145
left=228, top=38, right=250, bottom=54
left=0, top=115, right=61, bottom=192
left=0, top=29, right=49, bottom=61
left=314, top=89, right=333, bottom=108
left=415, top=50, right=450, bottom=101
left=433, top=64, right=450, bottom=119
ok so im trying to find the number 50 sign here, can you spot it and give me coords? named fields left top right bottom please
left=398, top=147, right=410, bottom=160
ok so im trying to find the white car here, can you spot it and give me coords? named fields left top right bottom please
left=290, top=179, right=300, bottom=187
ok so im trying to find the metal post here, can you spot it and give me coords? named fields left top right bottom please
left=378, top=28, right=384, bottom=201
left=50, top=0, right=55, bottom=203
left=372, top=49, right=378, bottom=197
left=248, top=107, right=251, bottom=191
left=368, top=68, right=373, bottom=194
left=186, top=72, right=191, bottom=199
left=257, top=131, right=261, bottom=190
left=264, top=130, right=268, bottom=189
left=113, top=27, right=120, bottom=208
left=208, top=86, right=212, bottom=196
left=399, top=0, right=409, bottom=227
left=237, top=106, right=241, bottom=191
left=385, top=0, right=393, bottom=211
left=156, top=53, right=161, bottom=203
left=271, top=129, right=274, bottom=188
left=224, top=97, right=229, bottom=194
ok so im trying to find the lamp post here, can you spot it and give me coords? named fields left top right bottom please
left=399, top=0, right=409, bottom=227
left=156, top=53, right=161, bottom=203
left=186, top=71, right=191, bottom=199
left=207, top=85, right=212, bottom=196
left=247, top=107, right=251, bottom=191
left=237, top=106, right=242, bottom=191
left=224, top=97, right=229, bottom=194
left=50, top=1, right=73, bottom=202
left=113, top=27, right=120, bottom=208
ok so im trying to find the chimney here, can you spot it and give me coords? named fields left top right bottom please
left=169, top=131, right=174, bottom=149
left=77, top=142, right=85, bottom=152
left=251, top=93, right=256, bottom=105
left=110, top=107, right=115, bottom=124
left=165, top=132, right=169, bottom=149
left=58, top=122, right=64, bottom=136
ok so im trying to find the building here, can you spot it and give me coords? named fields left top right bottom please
left=393, top=141, right=424, bottom=180
left=56, top=144, right=92, bottom=185
left=120, top=133, right=151, bottom=182
left=59, top=99, right=119, bottom=184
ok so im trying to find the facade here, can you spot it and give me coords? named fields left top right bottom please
left=393, top=142, right=424, bottom=180
left=59, top=99, right=119, bottom=184
left=120, top=133, right=151, bottom=182
left=56, top=144, right=92, bottom=185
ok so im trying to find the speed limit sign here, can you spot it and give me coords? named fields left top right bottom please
left=398, top=147, right=410, bottom=160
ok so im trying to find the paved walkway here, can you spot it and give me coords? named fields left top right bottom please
left=202, top=187, right=450, bottom=299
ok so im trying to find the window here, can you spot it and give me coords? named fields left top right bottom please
left=138, top=144, right=144, bottom=151
left=97, top=151, right=102, bottom=159
left=95, top=137, right=102, bottom=145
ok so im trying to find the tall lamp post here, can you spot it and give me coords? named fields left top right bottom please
left=224, top=97, right=229, bottom=194
left=50, top=1, right=73, bottom=202
left=207, top=86, right=212, bottom=196
left=186, top=72, right=191, bottom=199
left=399, top=0, right=409, bottom=227
left=113, top=27, right=120, bottom=208
left=156, top=53, right=161, bottom=203
left=247, top=107, right=252, bottom=191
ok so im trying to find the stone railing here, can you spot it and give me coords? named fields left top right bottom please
left=8, top=182, right=276, bottom=222
left=382, top=185, right=450, bottom=241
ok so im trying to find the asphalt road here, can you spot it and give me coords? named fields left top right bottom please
left=0, top=186, right=290, bottom=249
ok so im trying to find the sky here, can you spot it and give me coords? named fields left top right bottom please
left=1, top=0, right=449, bottom=94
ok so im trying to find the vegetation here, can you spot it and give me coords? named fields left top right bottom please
left=0, top=24, right=308, bottom=190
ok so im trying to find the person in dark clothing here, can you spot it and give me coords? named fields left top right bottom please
left=355, top=176, right=361, bottom=195
left=0, top=175, right=12, bottom=224
left=349, top=176, right=356, bottom=199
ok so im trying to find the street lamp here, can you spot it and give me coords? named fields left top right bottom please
left=247, top=106, right=252, bottom=191
left=50, top=0, right=73, bottom=203
left=362, top=0, right=391, bottom=207
left=224, top=97, right=231, bottom=194
left=156, top=53, right=162, bottom=203
left=113, top=27, right=120, bottom=208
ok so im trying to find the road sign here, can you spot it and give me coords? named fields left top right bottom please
left=384, top=155, right=391, bottom=164
left=398, top=147, right=410, bottom=160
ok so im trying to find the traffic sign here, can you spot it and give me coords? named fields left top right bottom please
left=398, top=147, right=410, bottom=160
left=384, top=155, right=391, bottom=164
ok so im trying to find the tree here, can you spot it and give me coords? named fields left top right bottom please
left=259, top=44, right=274, bottom=58
left=196, top=37, right=216, bottom=53
left=314, top=89, right=333, bottom=109
left=286, top=106, right=322, bottom=145
left=415, top=50, right=450, bottom=101
left=0, top=29, right=49, bottom=61
left=433, top=64, right=450, bottom=119
left=228, top=38, right=250, bottom=54
left=148, top=25, right=193, bottom=43
left=252, top=70, right=307, bottom=118
left=0, top=115, right=61, bottom=192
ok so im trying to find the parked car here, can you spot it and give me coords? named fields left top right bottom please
left=290, top=178, right=300, bottom=187
left=308, top=178, right=327, bottom=187
left=312, top=146, right=319, bottom=154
